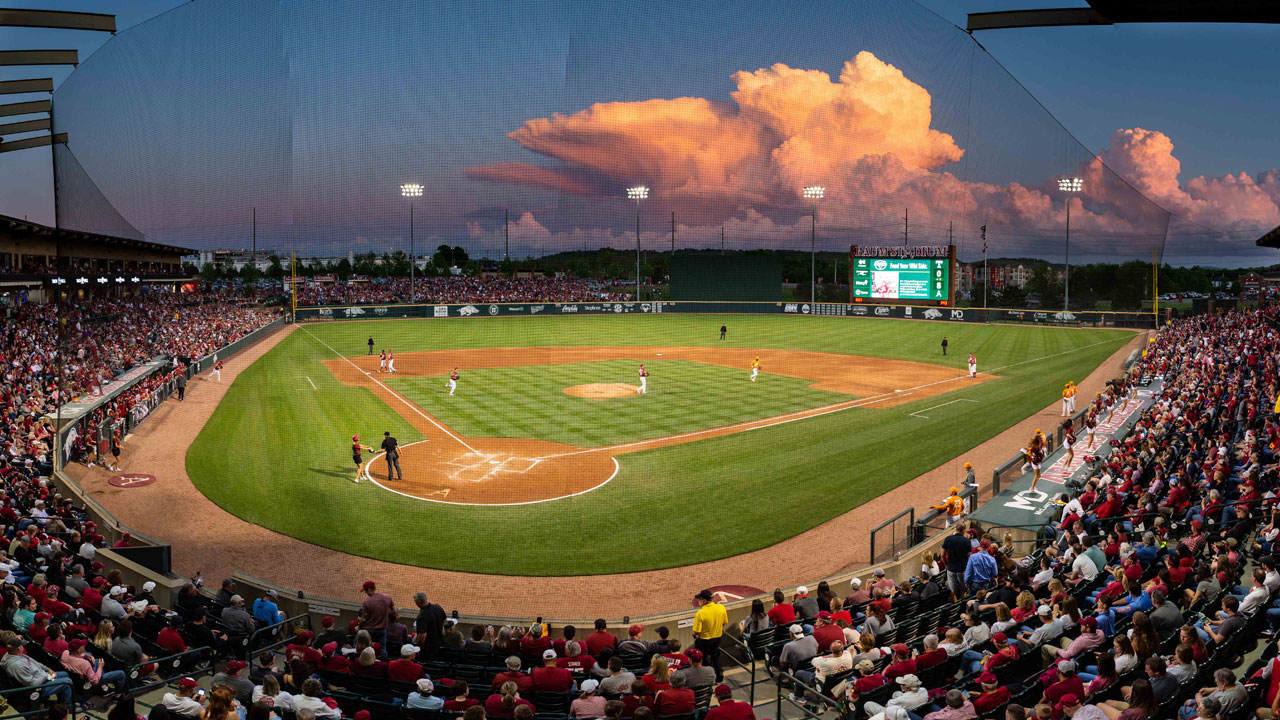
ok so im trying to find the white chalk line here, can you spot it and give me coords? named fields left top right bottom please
left=305, top=376, right=317, bottom=390
left=298, top=326, right=479, bottom=454
left=363, top=439, right=622, bottom=507
left=533, top=335, right=1127, bottom=460
left=909, top=398, right=980, bottom=419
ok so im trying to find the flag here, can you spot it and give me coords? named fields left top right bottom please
left=980, top=225, right=987, bottom=254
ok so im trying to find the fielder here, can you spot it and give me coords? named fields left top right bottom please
left=446, top=367, right=459, bottom=396
left=1068, top=382, right=1077, bottom=413
left=209, top=356, right=222, bottom=383
left=967, top=353, right=977, bottom=378
left=378, top=350, right=387, bottom=373
left=750, top=356, right=760, bottom=382
left=637, top=363, right=648, bottom=394
left=387, top=352, right=397, bottom=374
left=931, top=487, right=965, bottom=527
left=1062, top=383, right=1071, bottom=416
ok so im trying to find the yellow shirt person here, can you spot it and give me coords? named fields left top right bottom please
left=692, top=590, right=728, bottom=640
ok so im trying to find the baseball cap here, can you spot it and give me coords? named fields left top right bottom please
left=400, top=644, right=420, bottom=657
left=416, top=678, right=434, bottom=693
left=850, top=578, right=862, bottom=589
left=229, top=594, right=243, bottom=604
left=361, top=580, right=377, bottom=592
left=109, top=586, right=126, bottom=597
left=891, top=643, right=909, bottom=656
left=1037, top=605, right=1052, bottom=616
left=978, top=672, right=998, bottom=686
left=1081, top=617, right=1098, bottom=631
left=686, top=649, right=703, bottom=662
left=896, top=674, right=920, bottom=689
left=68, top=639, right=86, bottom=651
left=963, top=462, right=973, bottom=468
left=321, top=616, right=335, bottom=628
left=817, top=611, right=832, bottom=621
left=354, top=712, right=370, bottom=720
left=949, top=487, right=958, bottom=494
left=873, top=568, right=886, bottom=577
left=226, top=660, right=247, bottom=672
left=542, top=649, right=557, bottom=660
left=629, top=624, right=645, bottom=635
left=1057, top=660, right=1077, bottom=674
left=1191, top=519, right=1203, bottom=530
left=322, top=642, right=338, bottom=654
left=580, top=679, right=600, bottom=693
left=266, top=589, right=278, bottom=598
left=713, top=684, right=733, bottom=698
left=4, top=637, right=22, bottom=649
left=790, top=625, right=805, bottom=637
left=992, top=632, right=1007, bottom=644
left=856, top=659, right=875, bottom=672
left=796, top=585, right=808, bottom=594
left=33, top=612, right=50, bottom=621
left=142, top=581, right=156, bottom=593
left=695, top=589, right=713, bottom=601
left=178, top=678, right=199, bottom=690
left=1060, top=694, right=1080, bottom=707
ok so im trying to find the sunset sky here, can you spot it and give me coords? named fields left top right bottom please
left=1, top=0, right=1277, bottom=265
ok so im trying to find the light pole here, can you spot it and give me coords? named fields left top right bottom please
left=803, top=186, right=824, bottom=303
left=400, top=183, right=423, bottom=302
left=627, top=186, right=648, bottom=301
left=1057, top=177, right=1082, bottom=313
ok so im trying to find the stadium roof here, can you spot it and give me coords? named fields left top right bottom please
left=2, top=213, right=193, bottom=255
left=968, top=1, right=1280, bottom=31
left=1257, top=225, right=1280, bottom=249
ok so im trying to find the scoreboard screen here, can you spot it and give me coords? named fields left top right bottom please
left=852, top=257, right=950, bottom=301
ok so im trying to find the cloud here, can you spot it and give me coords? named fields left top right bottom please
left=466, top=53, right=1279, bottom=261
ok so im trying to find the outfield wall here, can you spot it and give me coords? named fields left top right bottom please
left=296, top=300, right=1155, bottom=328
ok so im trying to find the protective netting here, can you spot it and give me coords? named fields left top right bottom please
left=52, top=145, right=145, bottom=241
left=51, top=0, right=1256, bottom=268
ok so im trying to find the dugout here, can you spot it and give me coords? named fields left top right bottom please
left=670, top=253, right=781, bottom=301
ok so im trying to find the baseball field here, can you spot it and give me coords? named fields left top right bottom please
left=186, top=314, right=1132, bottom=575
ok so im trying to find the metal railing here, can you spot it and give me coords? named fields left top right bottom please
left=720, top=634, right=759, bottom=705
left=245, top=613, right=312, bottom=659
left=773, top=667, right=847, bottom=720
left=125, top=646, right=215, bottom=694
left=869, top=507, right=915, bottom=564
left=0, top=679, right=77, bottom=720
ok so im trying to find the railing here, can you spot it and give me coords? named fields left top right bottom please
left=0, top=679, right=76, bottom=720
left=869, top=507, right=915, bottom=564
left=125, top=646, right=215, bottom=694
left=773, top=667, right=846, bottom=720
left=720, top=634, right=758, bottom=705
left=245, top=613, right=312, bottom=659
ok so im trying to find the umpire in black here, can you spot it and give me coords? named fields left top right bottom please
left=382, top=431, right=403, bottom=481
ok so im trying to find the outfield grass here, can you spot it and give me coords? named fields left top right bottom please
left=186, top=315, right=1133, bottom=575
left=386, top=360, right=849, bottom=447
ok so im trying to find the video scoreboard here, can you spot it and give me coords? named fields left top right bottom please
left=849, top=245, right=955, bottom=306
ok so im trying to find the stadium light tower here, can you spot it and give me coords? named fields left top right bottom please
left=803, top=186, right=825, bottom=303
left=400, top=183, right=423, bottom=302
left=628, top=185, right=648, bottom=301
left=1057, top=177, right=1082, bottom=313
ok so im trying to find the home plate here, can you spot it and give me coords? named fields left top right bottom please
left=656, top=353, right=663, bottom=356
left=489, top=460, right=500, bottom=465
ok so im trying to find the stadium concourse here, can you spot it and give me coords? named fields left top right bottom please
left=6, top=283, right=1280, bottom=720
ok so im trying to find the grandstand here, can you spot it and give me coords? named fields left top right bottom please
left=2, top=1, right=1280, bottom=720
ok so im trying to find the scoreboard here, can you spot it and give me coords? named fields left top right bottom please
left=849, top=245, right=955, bottom=306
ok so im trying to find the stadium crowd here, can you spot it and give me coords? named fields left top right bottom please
left=2, top=293, right=276, bottom=479
left=1, top=304, right=1279, bottom=720
left=295, top=276, right=630, bottom=306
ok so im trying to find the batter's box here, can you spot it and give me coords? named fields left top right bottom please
left=500, top=457, right=541, bottom=473
left=444, top=453, right=541, bottom=483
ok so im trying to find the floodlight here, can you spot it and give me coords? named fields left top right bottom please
left=803, top=185, right=825, bottom=199
left=627, top=186, right=649, bottom=200
left=400, top=183, right=423, bottom=197
left=1058, top=178, right=1083, bottom=193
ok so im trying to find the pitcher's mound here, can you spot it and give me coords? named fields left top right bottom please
left=564, top=383, right=640, bottom=399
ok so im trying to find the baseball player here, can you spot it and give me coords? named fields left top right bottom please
left=637, top=363, right=648, bottom=394
left=1062, top=383, right=1072, bottom=416
left=967, top=353, right=977, bottom=378
left=1067, top=382, right=1076, bottom=413
left=750, top=356, right=760, bottom=382
left=931, top=487, right=965, bottom=527
left=387, top=351, right=397, bottom=374
left=962, top=461, right=979, bottom=513
left=378, top=350, right=387, bottom=373
left=209, top=356, right=222, bottom=383
left=446, top=367, right=459, bottom=396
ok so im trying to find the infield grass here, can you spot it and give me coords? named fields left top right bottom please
left=187, top=314, right=1133, bottom=575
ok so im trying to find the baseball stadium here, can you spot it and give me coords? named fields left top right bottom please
left=2, top=2, right=1280, bottom=720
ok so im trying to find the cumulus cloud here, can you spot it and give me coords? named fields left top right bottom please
left=466, top=52, right=1279, bottom=259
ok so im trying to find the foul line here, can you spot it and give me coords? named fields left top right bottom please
left=299, top=326, right=479, bottom=454
left=909, top=398, right=979, bottom=419
left=305, top=376, right=317, bottom=390
left=364, top=440, right=622, bottom=507
left=534, top=335, right=1128, bottom=460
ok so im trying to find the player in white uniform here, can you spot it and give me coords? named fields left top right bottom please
left=1067, top=383, right=1076, bottom=413
left=209, top=356, right=222, bottom=382
left=378, top=351, right=387, bottom=372
left=750, top=357, right=760, bottom=382
left=446, top=367, right=458, bottom=396
left=637, top=363, right=648, bottom=394
left=387, top=352, right=396, bottom=374
left=967, top=353, right=977, bottom=378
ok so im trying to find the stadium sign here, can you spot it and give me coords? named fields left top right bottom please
left=434, top=306, right=449, bottom=317
left=853, top=245, right=950, bottom=258
left=530, top=305, right=545, bottom=314
left=458, top=305, right=479, bottom=316
left=560, top=304, right=579, bottom=313
left=488, top=305, right=499, bottom=315
left=784, top=303, right=799, bottom=313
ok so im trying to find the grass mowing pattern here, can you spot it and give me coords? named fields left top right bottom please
left=187, top=315, right=1132, bottom=575
left=386, top=360, right=850, bottom=447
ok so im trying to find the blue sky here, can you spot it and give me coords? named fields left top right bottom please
left=1, top=1, right=1276, bottom=264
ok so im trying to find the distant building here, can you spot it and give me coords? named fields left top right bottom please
left=959, top=260, right=1062, bottom=293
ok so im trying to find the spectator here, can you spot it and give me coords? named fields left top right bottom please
left=406, top=678, right=444, bottom=710
left=160, top=677, right=205, bottom=718
left=570, top=679, right=607, bottom=719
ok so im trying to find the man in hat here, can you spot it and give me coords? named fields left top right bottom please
left=388, top=643, right=425, bottom=682
left=160, top=677, right=206, bottom=718
left=531, top=648, right=574, bottom=692
left=101, top=584, right=128, bottom=621
left=407, top=677, right=444, bottom=710
left=1042, top=660, right=1085, bottom=709
left=778, top=624, right=818, bottom=674
left=969, top=672, right=1009, bottom=716
left=213, top=659, right=255, bottom=706
left=221, top=594, right=257, bottom=637
left=706, top=684, right=755, bottom=720
left=313, top=615, right=346, bottom=649
left=617, top=624, right=650, bottom=655
left=932, top=487, right=966, bottom=528
left=214, top=578, right=237, bottom=609
left=0, top=636, right=71, bottom=704
left=812, top=612, right=842, bottom=653
left=883, top=643, right=917, bottom=681
left=863, top=674, right=929, bottom=717
left=252, top=589, right=285, bottom=626
left=358, top=580, right=396, bottom=658
left=692, top=589, right=728, bottom=683
left=1059, top=694, right=1106, bottom=720
left=792, top=586, right=819, bottom=620
left=1017, top=606, right=1063, bottom=654
left=676, top=648, right=716, bottom=689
